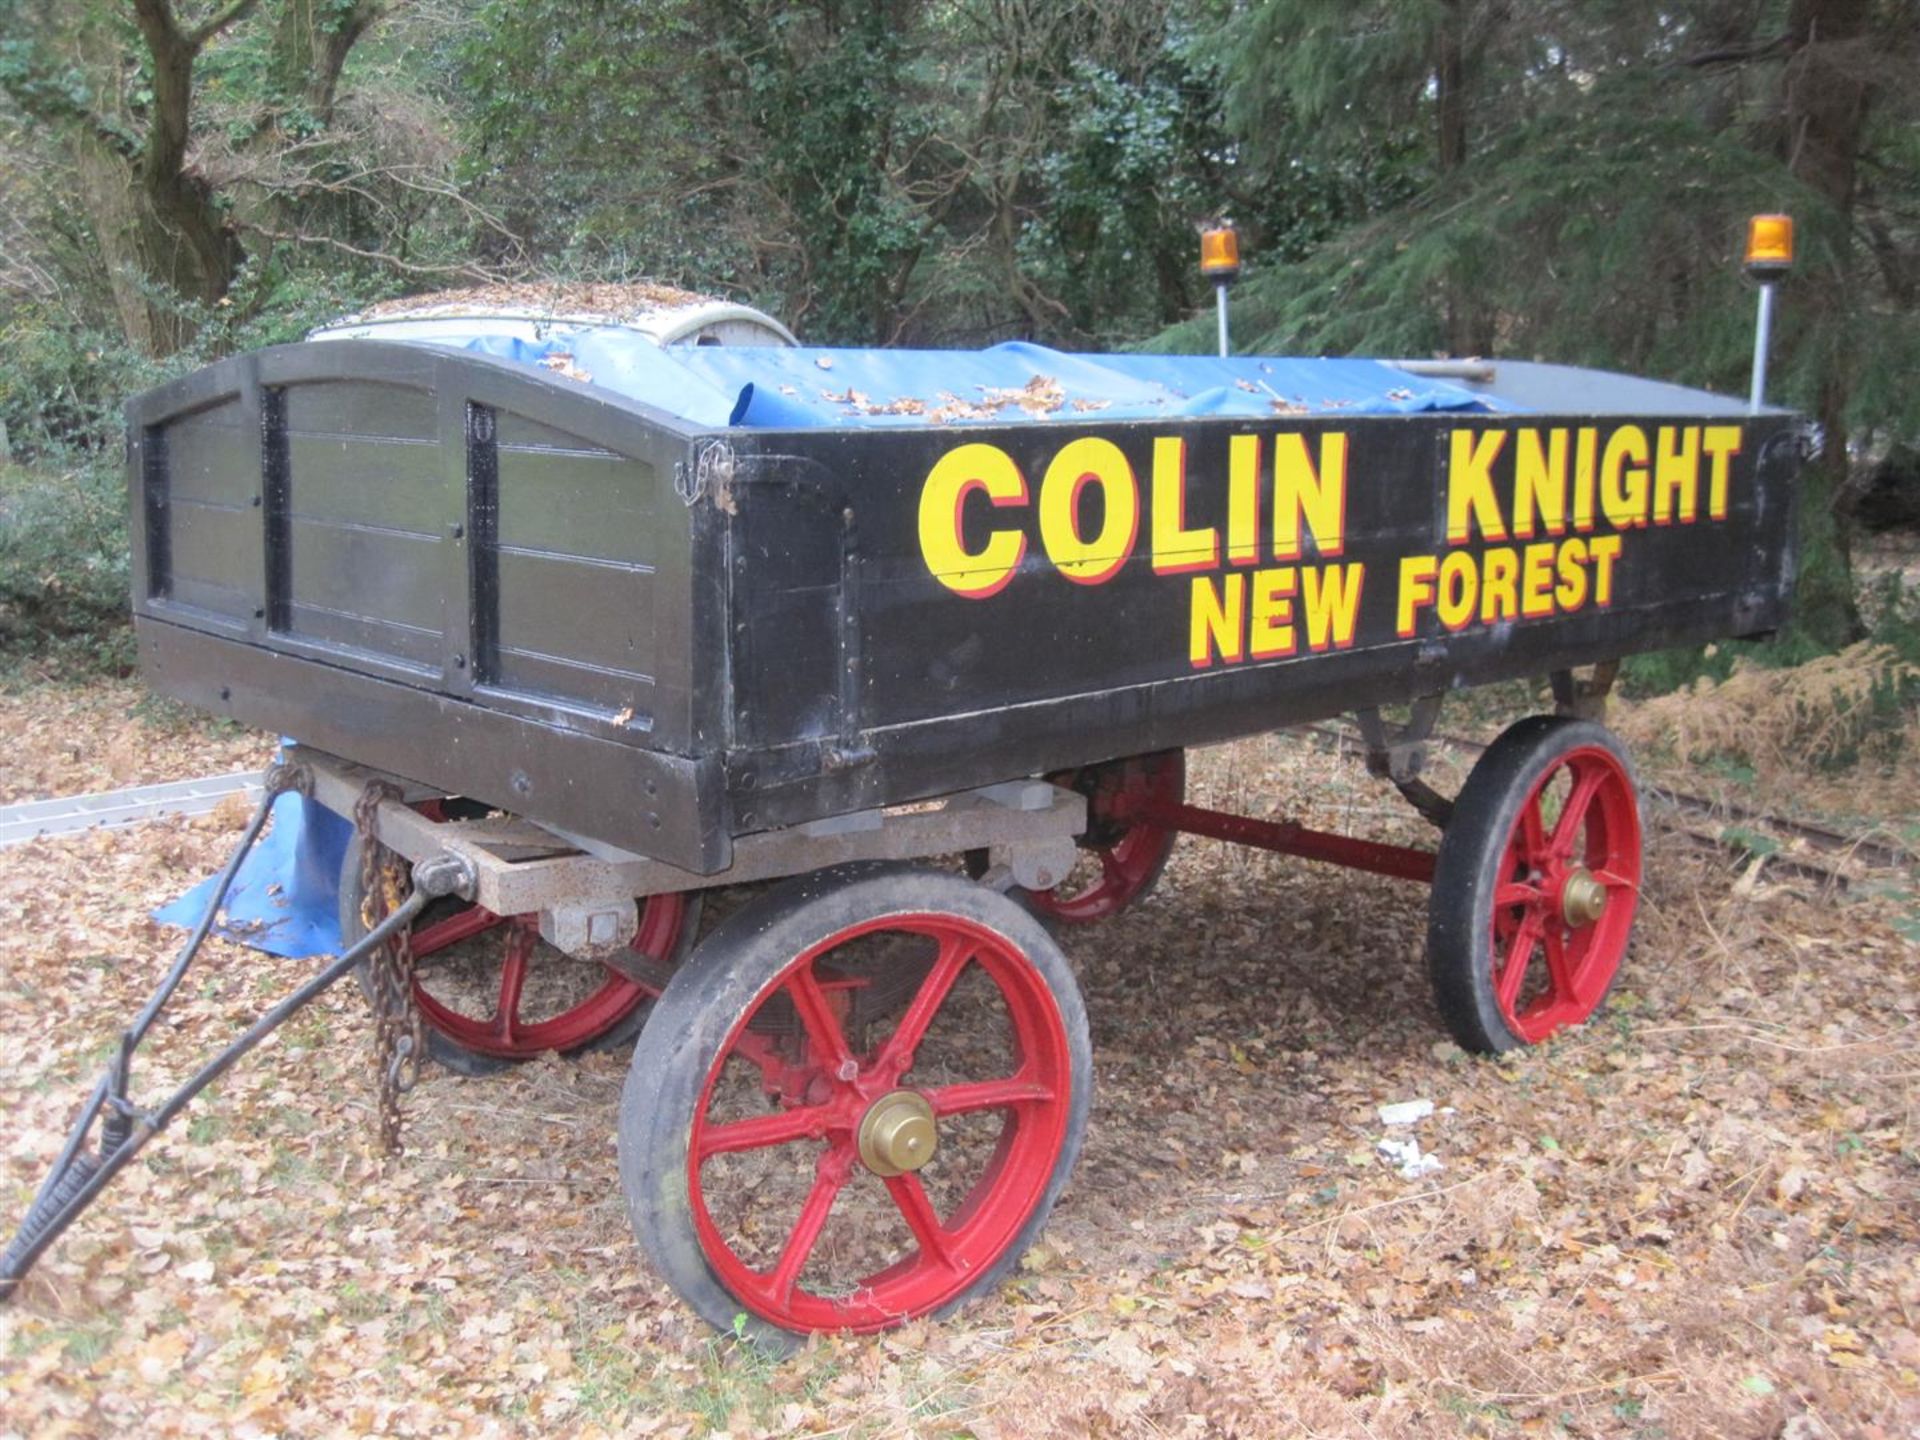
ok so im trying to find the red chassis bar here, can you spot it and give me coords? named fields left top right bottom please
left=1120, top=797, right=1437, bottom=885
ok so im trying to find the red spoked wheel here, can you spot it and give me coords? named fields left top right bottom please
left=1428, top=716, right=1643, bottom=1054
left=620, top=866, right=1091, bottom=1345
left=340, top=834, right=699, bottom=1076
left=969, top=750, right=1184, bottom=924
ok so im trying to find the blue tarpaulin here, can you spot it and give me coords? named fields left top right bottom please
left=445, top=336, right=1513, bottom=428
left=152, top=788, right=352, bottom=959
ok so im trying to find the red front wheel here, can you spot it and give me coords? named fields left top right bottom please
left=619, top=866, right=1091, bottom=1345
left=1428, top=716, right=1643, bottom=1053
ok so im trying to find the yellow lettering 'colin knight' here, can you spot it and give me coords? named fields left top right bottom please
left=1444, top=423, right=1742, bottom=546
left=1038, top=437, right=1138, bottom=584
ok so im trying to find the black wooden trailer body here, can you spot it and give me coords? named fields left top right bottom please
left=129, top=340, right=1802, bottom=873
left=0, top=335, right=1804, bottom=1339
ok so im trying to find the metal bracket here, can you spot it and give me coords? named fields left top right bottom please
left=1353, top=695, right=1454, bottom=830
left=1354, top=694, right=1444, bottom=784
left=686, top=439, right=736, bottom=511
left=1550, top=660, right=1619, bottom=721
left=412, top=851, right=477, bottom=903
left=262, top=756, right=313, bottom=799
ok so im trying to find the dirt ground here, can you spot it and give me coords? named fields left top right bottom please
left=0, top=680, right=270, bottom=805
left=0, top=680, right=1915, bottom=1439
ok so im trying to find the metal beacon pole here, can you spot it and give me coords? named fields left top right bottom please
left=1745, top=213, right=1793, bottom=413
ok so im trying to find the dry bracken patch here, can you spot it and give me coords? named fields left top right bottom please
left=1613, top=640, right=1919, bottom=777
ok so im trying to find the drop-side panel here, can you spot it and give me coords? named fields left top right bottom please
left=280, top=381, right=446, bottom=671
left=474, top=412, right=663, bottom=721
left=142, top=395, right=257, bottom=625
left=719, top=410, right=1805, bottom=830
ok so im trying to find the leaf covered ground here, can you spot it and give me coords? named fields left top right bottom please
left=1, top=681, right=1916, bottom=1438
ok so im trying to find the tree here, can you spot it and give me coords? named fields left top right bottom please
left=1, top=0, right=478, bottom=355
left=1760, top=0, right=1908, bottom=641
left=1170, top=0, right=1920, bottom=649
left=456, top=0, right=1231, bottom=347
left=1204, top=0, right=1563, bottom=355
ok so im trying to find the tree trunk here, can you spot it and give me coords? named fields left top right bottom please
left=1780, top=0, right=1875, bottom=645
left=1434, top=5, right=1468, bottom=177
left=1434, top=0, right=1491, bottom=356
left=123, top=0, right=255, bottom=352
left=70, top=133, right=160, bottom=354
left=267, top=0, right=385, bottom=124
left=1691, top=0, right=1759, bottom=132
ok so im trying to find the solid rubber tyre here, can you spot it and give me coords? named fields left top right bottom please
left=619, top=864, right=1092, bottom=1349
left=339, top=836, right=700, bottom=1077
left=1427, top=716, right=1643, bottom=1055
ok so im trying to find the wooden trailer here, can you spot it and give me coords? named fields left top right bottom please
left=4, top=334, right=1803, bottom=1343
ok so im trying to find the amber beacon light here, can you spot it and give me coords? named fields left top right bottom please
left=1744, top=213, right=1792, bottom=413
left=1200, top=227, right=1240, bottom=279
left=1744, top=214, right=1794, bottom=278
left=1201, top=226, right=1240, bottom=357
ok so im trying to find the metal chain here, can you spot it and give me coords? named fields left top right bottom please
left=354, top=782, right=426, bottom=1155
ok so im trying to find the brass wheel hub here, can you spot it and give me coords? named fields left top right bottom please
left=857, top=1090, right=938, bottom=1177
left=1560, top=869, right=1609, bottom=927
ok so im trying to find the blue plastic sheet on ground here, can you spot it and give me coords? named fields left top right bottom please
left=444, top=335, right=1514, bottom=429
left=152, top=791, right=350, bottom=959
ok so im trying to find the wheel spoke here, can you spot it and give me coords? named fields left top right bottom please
left=698, top=1105, right=834, bottom=1160
left=1591, top=867, right=1638, bottom=891
left=1542, top=926, right=1577, bottom=1000
left=872, top=935, right=973, bottom=1079
left=412, top=905, right=499, bottom=957
left=1097, top=849, right=1128, bottom=891
left=1518, top=797, right=1549, bottom=864
left=492, top=921, right=534, bottom=1043
left=784, top=963, right=857, bottom=1077
left=924, top=1076, right=1054, bottom=1117
left=763, top=1149, right=852, bottom=1306
left=1550, top=764, right=1606, bottom=859
left=1495, top=911, right=1542, bottom=1013
left=885, top=1171, right=957, bottom=1272
left=1494, top=880, right=1544, bottom=909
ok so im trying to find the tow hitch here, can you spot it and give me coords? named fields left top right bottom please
left=0, top=761, right=474, bottom=1302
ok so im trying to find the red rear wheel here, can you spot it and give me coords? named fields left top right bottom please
left=973, top=750, right=1183, bottom=924
left=340, top=835, right=698, bottom=1075
left=1428, top=717, right=1642, bottom=1053
left=620, top=867, right=1090, bottom=1344
left=409, top=892, right=692, bottom=1062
